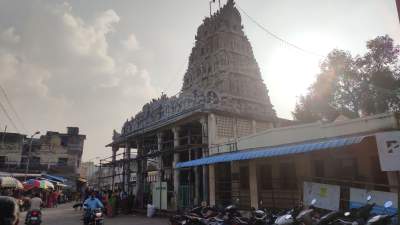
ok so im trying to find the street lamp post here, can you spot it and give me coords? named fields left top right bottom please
left=24, top=131, right=40, bottom=181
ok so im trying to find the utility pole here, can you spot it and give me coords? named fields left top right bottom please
left=24, top=131, right=40, bottom=181
left=397, top=0, right=400, bottom=23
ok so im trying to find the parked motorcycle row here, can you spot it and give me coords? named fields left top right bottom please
left=169, top=196, right=398, bottom=225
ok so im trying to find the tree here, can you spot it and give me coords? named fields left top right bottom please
left=293, top=35, right=400, bottom=122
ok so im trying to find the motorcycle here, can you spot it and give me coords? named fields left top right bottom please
left=332, top=195, right=376, bottom=225
left=366, top=201, right=397, bottom=225
left=83, top=208, right=104, bottom=225
left=169, top=205, right=223, bottom=225
left=25, top=210, right=42, bottom=225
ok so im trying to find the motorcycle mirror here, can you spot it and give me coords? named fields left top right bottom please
left=384, top=201, right=393, bottom=208
left=366, top=195, right=372, bottom=201
left=344, top=212, right=351, bottom=217
left=311, top=198, right=317, bottom=205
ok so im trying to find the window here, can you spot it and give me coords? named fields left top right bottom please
left=240, top=166, right=249, bottom=189
left=58, top=158, right=68, bottom=166
left=280, top=162, right=297, bottom=189
left=31, top=157, right=40, bottom=166
left=258, top=164, right=272, bottom=189
left=337, top=158, right=358, bottom=179
left=0, top=156, right=6, bottom=166
left=313, top=160, right=325, bottom=177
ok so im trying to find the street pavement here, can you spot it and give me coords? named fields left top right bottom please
left=20, top=203, right=168, bottom=225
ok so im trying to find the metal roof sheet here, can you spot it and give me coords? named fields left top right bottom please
left=176, top=135, right=367, bottom=168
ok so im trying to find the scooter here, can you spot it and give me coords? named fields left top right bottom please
left=366, top=201, right=397, bottom=225
left=25, top=210, right=42, bottom=225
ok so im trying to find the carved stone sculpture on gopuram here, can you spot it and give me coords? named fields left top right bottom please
left=119, top=0, right=275, bottom=137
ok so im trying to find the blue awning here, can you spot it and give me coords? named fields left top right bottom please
left=176, top=135, right=369, bottom=168
left=41, top=174, right=67, bottom=183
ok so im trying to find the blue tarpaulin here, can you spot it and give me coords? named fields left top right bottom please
left=41, top=174, right=67, bottom=183
left=176, top=135, right=368, bottom=168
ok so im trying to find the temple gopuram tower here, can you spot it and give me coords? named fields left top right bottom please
left=181, top=0, right=274, bottom=121
left=106, top=0, right=276, bottom=211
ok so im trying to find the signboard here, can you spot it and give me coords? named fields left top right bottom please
left=376, top=131, right=400, bottom=171
left=303, top=182, right=340, bottom=211
left=350, top=188, right=398, bottom=216
left=152, top=182, right=167, bottom=210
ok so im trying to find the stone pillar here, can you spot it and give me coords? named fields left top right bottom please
left=208, top=114, right=217, bottom=153
left=249, top=161, right=259, bottom=209
left=209, top=164, right=216, bottom=206
left=126, top=143, right=131, bottom=194
left=172, top=127, right=181, bottom=209
left=122, top=147, right=126, bottom=192
left=252, top=120, right=257, bottom=134
left=194, top=150, right=200, bottom=205
left=111, top=146, right=118, bottom=191
left=157, top=132, right=163, bottom=182
left=135, top=143, right=145, bottom=208
left=200, top=117, right=209, bottom=203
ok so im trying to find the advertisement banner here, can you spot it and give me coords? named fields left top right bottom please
left=376, top=131, right=400, bottom=171
left=350, top=188, right=398, bottom=219
left=303, top=182, right=340, bottom=211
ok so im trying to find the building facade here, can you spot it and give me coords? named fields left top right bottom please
left=178, top=112, right=400, bottom=211
left=0, top=127, right=86, bottom=178
left=107, top=0, right=276, bottom=210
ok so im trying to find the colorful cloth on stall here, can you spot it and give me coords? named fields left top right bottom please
left=23, top=179, right=54, bottom=190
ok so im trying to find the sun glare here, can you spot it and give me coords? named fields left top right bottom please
left=262, top=32, right=339, bottom=118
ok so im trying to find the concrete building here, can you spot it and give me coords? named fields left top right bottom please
left=107, top=0, right=276, bottom=210
left=178, top=112, right=400, bottom=211
left=0, top=127, right=86, bottom=179
left=80, top=161, right=98, bottom=185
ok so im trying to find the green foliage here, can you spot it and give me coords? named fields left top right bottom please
left=293, top=35, right=400, bottom=122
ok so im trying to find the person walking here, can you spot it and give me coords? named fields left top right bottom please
left=0, top=196, right=20, bottom=225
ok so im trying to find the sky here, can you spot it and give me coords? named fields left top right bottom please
left=0, top=0, right=399, bottom=162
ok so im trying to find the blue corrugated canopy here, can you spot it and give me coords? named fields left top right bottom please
left=176, top=135, right=368, bottom=168
left=41, top=174, right=67, bottom=183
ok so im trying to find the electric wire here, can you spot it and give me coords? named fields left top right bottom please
left=236, top=4, right=324, bottom=58
left=0, top=85, right=27, bottom=133
left=0, top=99, right=19, bottom=132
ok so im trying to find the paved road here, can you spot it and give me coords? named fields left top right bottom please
left=20, top=203, right=168, bottom=225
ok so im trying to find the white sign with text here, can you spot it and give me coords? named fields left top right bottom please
left=376, top=131, right=400, bottom=171
left=303, top=182, right=341, bottom=211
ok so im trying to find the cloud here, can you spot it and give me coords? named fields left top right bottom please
left=122, top=33, right=140, bottom=51
left=0, top=27, right=20, bottom=44
left=0, top=1, right=157, bottom=160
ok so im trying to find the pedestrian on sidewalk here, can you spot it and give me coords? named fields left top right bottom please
left=108, top=191, right=117, bottom=217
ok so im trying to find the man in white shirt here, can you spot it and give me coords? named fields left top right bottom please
left=30, top=193, right=42, bottom=211
left=26, top=193, right=43, bottom=223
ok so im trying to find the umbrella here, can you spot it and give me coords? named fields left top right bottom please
left=23, top=179, right=55, bottom=190
left=0, top=177, right=24, bottom=189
